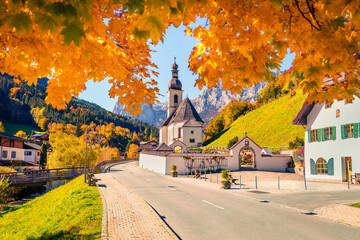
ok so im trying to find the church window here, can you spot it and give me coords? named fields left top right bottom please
left=190, top=139, right=195, bottom=143
left=174, top=94, right=178, bottom=104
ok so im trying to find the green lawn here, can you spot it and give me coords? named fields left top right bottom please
left=207, top=91, right=307, bottom=148
left=352, top=203, right=360, bottom=208
left=0, top=176, right=102, bottom=240
left=2, top=122, right=41, bottom=136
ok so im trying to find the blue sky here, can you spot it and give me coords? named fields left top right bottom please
left=79, top=24, right=295, bottom=112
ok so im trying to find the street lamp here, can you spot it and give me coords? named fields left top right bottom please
left=84, top=126, right=96, bottom=183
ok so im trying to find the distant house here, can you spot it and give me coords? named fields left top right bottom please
left=30, top=132, right=49, bottom=142
left=0, top=132, right=27, bottom=162
left=0, top=132, right=46, bottom=168
left=293, top=95, right=360, bottom=182
left=24, top=142, right=41, bottom=163
left=138, top=141, right=158, bottom=152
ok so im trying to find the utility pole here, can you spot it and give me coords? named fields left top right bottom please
left=84, top=126, right=88, bottom=183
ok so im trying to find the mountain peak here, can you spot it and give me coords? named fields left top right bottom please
left=113, top=82, right=267, bottom=126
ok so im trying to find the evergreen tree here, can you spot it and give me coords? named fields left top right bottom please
left=40, top=143, right=48, bottom=170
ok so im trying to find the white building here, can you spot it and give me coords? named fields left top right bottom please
left=293, top=96, right=360, bottom=182
left=1, top=132, right=43, bottom=165
left=159, top=60, right=204, bottom=148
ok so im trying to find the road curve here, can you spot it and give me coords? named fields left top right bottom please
left=108, top=162, right=360, bottom=240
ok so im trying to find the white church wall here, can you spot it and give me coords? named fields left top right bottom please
left=139, top=153, right=167, bottom=175
left=182, top=126, right=203, bottom=147
left=165, top=156, right=189, bottom=175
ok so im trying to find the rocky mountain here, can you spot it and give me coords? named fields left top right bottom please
left=113, top=82, right=267, bottom=127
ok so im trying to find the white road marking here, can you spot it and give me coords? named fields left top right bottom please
left=144, top=178, right=151, bottom=182
left=202, top=200, right=224, bottom=210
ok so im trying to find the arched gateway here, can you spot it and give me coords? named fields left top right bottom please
left=239, top=146, right=256, bottom=169
left=229, top=136, right=263, bottom=170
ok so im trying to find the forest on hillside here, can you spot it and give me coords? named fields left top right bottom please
left=0, top=74, right=158, bottom=151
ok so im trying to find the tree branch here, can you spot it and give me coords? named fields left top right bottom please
left=294, top=0, right=320, bottom=31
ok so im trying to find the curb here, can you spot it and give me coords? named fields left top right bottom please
left=97, top=182, right=109, bottom=240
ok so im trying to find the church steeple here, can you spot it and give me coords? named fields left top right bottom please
left=167, top=58, right=183, bottom=117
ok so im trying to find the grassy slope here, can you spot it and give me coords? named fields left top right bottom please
left=207, top=91, right=307, bottom=148
left=2, top=122, right=41, bottom=136
left=0, top=176, right=102, bottom=240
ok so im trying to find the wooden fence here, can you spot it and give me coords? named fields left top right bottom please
left=0, top=167, right=88, bottom=185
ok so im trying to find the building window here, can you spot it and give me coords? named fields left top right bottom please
left=311, top=129, right=318, bottom=142
left=336, top=109, right=340, bottom=118
left=325, top=127, right=332, bottom=140
left=325, top=101, right=331, bottom=109
left=178, top=128, right=181, bottom=138
left=316, top=158, right=328, bottom=175
left=345, top=124, right=354, bottom=138
left=37, top=152, right=40, bottom=156
left=25, top=151, right=32, bottom=156
left=2, top=150, right=8, bottom=158
left=174, top=94, right=178, bottom=104
left=10, top=140, right=14, bottom=147
left=11, top=151, right=16, bottom=159
left=191, top=130, right=194, bottom=134
left=190, top=139, right=195, bottom=143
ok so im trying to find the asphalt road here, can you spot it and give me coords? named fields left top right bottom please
left=107, top=162, right=360, bottom=240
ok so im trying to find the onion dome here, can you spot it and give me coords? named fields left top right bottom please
left=168, top=57, right=182, bottom=90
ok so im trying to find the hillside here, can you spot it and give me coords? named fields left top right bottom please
left=0, top=176, right=102, bottom=240
left=2, top=123, right=40, bottom=136
left=206, top=91, right=307, bottom=148
left=0, top=74, right=158, bottom=149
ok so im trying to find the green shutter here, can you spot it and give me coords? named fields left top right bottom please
left=331, top=126, right=336, bottom=140
left=322, top=128, right=326, bottom=141
left=354, top=123, right=359, bottom=138
left=341, top=125, right=346, bottom=139
left=308, top=130, right=312, bottom=143
left=310, top=158, right=316, bottom=175
left=317, top=129, right=321, bottom=142
left=327, top=158, right=334, bottom=176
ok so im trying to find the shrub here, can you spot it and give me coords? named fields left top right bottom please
left=289, top=136, right=304, bottom=149
left=227, top=136, right=239, bottom=148
left=288, top=161, right=295, bottom=168
left=0, top=167, right=16, bottom=173
left=171, top=165, right=177, bottom=173
left=221, top=170, right=229, bottom=180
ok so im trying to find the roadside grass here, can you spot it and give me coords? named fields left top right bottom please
left=0, top=176, right=102, bottom=240
left=2, top=122, right=41, bottom=136
left=207, top=91, right=307, bottom=148
left=352, top=202, right=360, bottom=208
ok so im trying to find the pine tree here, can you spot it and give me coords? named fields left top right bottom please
left=40, top=143, right=47, bottom=170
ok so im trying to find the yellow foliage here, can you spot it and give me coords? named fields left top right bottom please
left=0, top=167, right=16, bottom=173
left=15, top=130, right=27, bottom=139
left=127, top=144, right=139, bottom=158
left=2, top=0, right=360, bottom=112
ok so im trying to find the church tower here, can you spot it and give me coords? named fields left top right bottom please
left=167, top=58, right=183, bottom=117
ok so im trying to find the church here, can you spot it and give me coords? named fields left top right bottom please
left=159, top=60, right=204, bottom=148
